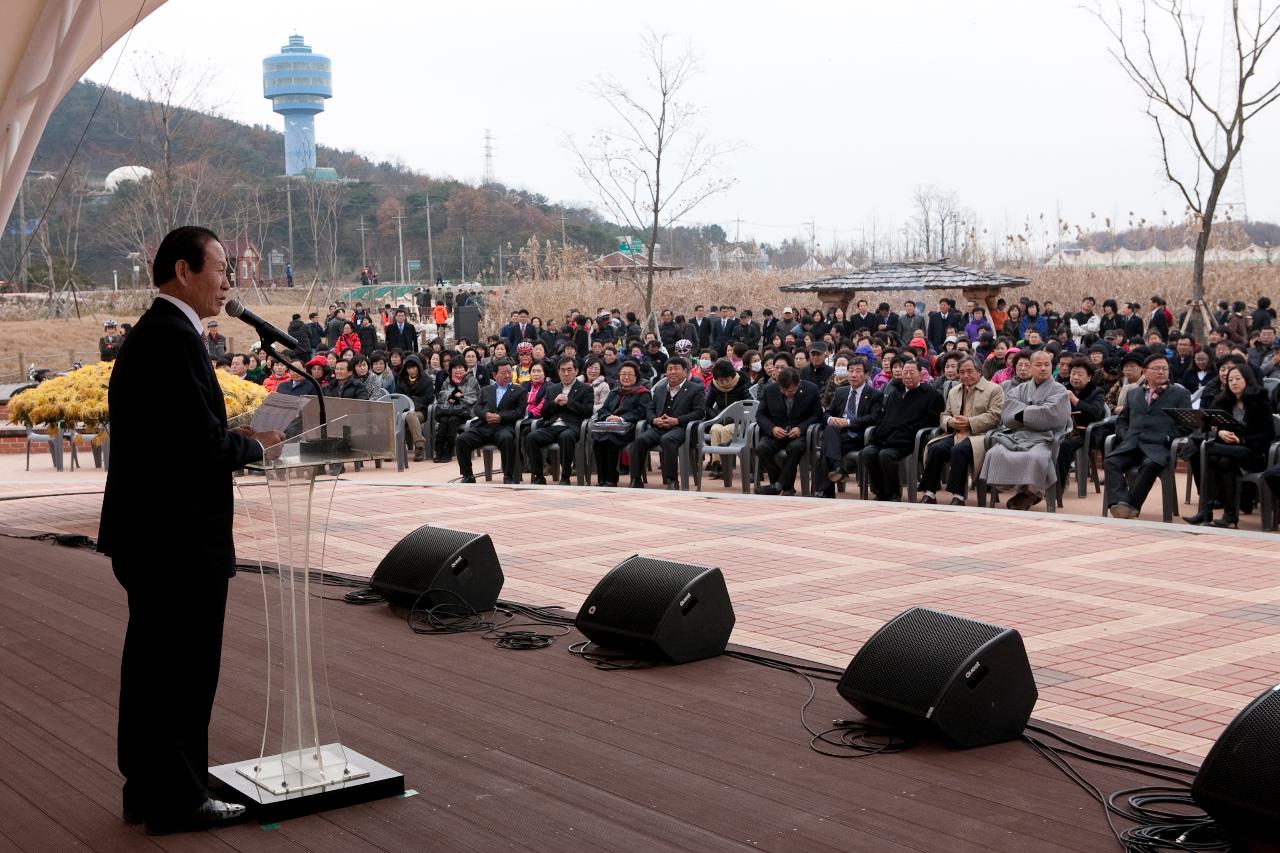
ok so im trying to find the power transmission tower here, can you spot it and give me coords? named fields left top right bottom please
left=1214, top=0, right=1249, bottom=223
left=483, top=129, right=495, bottom=185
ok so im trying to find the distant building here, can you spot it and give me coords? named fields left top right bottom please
left=263, top=34, right=332, bottom=176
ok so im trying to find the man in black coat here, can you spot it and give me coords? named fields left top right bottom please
left=857, top=360, right=945, bottom=500
left=384, top=308, right=419, bottom=353
left=813, top=357, right=882, bottom=496
left=927, top=298, right=961, bottom=352
left=691, top=306, right=713, bottom=353
left=525, top=357, right=596, bottom=485
left=632, top=357, right=706, bottom=488
left=730, top=310, right=762, bottom=351
left=755, top=367, right=822, bottom=495
left=456, top=358, right=527, bottom=483
left=98, top=227, right=284, bottom=834
left=324, top=309, right=345, bottom=349
left=324, top=358, right=371, bottom=399
left=305, top=312, right=324, bottom=356
left=1104, top=353, right=1192, bottom=518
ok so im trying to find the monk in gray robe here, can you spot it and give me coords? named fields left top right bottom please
left=979, top=350, right=1072, bottom=510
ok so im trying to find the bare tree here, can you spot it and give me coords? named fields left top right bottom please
left=911, top=186, right=935, bottom=259
left=570, top=33, right=736, bottom=327
left=1093, top=0, right=1280, bottom=301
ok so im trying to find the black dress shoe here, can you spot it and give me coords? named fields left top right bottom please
left=1210, top=514, right=1239, bottom=529
left=757, top=484, right=782, bottom=495
left=558, top=478, right=572, bottom=487
left=530, top=474, right=547, bottom=485
left=503, top=477, right=520, bottom=485
left=918, top=493, right=937, bottom=504
left=781, top=489, right=797, bottom=497
left=145, top=798, right=248, bottom=835
left=1183, top=511, right=1212, bottom=526
left=664, top=480, right=679, bottom=490
left=630, top=479, right=645, bottom=488
left=949, top=496, right=965, bottom=506
left=460, top=475, right=477, bottom=484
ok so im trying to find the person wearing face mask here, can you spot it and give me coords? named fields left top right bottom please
left=820, top=351, right=853, bottom=408
left=742, top=350, right=767, bottom=399
left=692, top=348, right=715, bottom=387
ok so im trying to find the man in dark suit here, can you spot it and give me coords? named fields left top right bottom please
left=525, top=357, right=595, bottom=485
left=1121, top=302, right=1145, bottom=340
left=691, top=305, right=713, bottom=354
left=927, top=298, right=960, bottom=352
left=755, top=367, right=822, bottom=495
left=849, top=299, right=877, bottom=334
left=813, top=356, right=882, bottom=496
left=858, top=360, right=945, bottom=500
left=456, top=358, right=527, bottom=483
left=632, top=357, right=706, bottom=489
left=98, top=227, right=284, bottom=834
left=504, top=310, right=536, bottom=349
left=710, top=305, right=735, bottom=356
left=1104, top=353, right=1191, bottom=518
left=384, top=308, right=418, bottom=353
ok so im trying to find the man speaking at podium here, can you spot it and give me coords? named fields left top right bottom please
left=98, top=227, right=285, bottom=834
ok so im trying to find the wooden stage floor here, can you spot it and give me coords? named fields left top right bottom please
left=2, top=477, right=1277, bottom=766
left=0, top=535, right=1199, bottom=852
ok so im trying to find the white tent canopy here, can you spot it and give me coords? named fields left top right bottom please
left=0, top=0, right=167, bottom=228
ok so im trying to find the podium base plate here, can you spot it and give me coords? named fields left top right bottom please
left=210, top=743, right=404, bottom=822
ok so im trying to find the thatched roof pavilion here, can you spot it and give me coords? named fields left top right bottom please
left=780, top=260, right=1031, bottom=312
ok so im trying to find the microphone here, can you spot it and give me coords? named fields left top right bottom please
left=224, top=299, right=300, bottom=351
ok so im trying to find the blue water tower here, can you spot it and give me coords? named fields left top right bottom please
left=263, top=34, right=332, bottom=175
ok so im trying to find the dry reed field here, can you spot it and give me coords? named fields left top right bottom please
left=2, top=264, right=1277, bottom=380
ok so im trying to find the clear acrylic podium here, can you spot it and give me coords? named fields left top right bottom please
left=211, top=408, right=404, bottom=820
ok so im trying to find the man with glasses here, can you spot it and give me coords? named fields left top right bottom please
left=1103, top=354, right=1192, bottom=519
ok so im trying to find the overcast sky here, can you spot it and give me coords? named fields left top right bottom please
left=83, top=0, right=1280, bottom=248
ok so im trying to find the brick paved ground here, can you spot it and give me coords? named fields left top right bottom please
left=3, top=455, right=1278, bottom=767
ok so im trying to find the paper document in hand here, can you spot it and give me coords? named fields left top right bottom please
left=250, top=394, right=309, bottom=434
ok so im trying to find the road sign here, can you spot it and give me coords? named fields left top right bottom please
left=407, top=259, right=422, bottom=272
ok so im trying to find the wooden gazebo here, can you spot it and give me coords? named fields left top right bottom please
left=780, top=260, right=1030, bottom=313
left=588, top=250, right=683, bottom=282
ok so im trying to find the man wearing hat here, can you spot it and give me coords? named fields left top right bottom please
left=99, top=320, right=124, bottom=362
left=801, top=341, right=834, bottom=386
left=780, top=307, right=800, bottom=338
left=730, top=309, right=761, bottom=350
left=203, top=320, right=226, bottom=358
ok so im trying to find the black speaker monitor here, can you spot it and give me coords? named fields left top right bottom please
left=1191, top=684, right=1280, bottom=844
left=837, top=607, right=1038, bottom=748
left=371, top=525, right=504, bottom=612
left=575, top=555, right=735, bottom=664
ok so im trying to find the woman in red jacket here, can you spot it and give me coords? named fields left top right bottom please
left=337, top=321, right=362, bottom=356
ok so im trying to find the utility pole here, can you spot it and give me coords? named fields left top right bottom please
left=356, top=214, right=370, bottom=270
left=285, top=178, right=295, bottom=269
left=394, top=212, right=406, bottom=284
left=734, top=216, right=741, bottom=243
left=16, top=176, right=28, bottom=288
left=460, top=233, right=466, bottom=281
left=498, top=243, right=504, bottom=287
left=561, top=211, right=568, bottom=247
left=425, top=198, right=435, bottom=285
